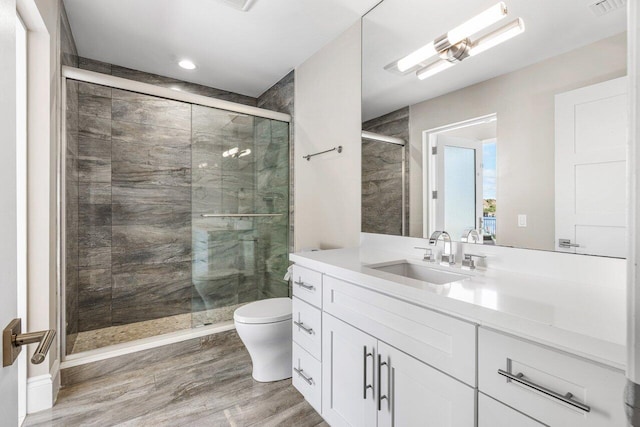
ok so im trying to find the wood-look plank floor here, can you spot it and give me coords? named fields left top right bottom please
left=25, top=331, right=327, bottom=427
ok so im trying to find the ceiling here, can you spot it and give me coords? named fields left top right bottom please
left=63, top=0, right=379, bottom=98
left=362, top=0, right=627, bottom=121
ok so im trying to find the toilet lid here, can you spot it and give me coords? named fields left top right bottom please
left=234, top=298, right=292, bottom=324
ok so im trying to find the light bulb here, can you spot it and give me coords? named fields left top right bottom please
left=416, top=59, right=455, bottom=80
left=447, top=2, right=508, bottom=45
left=397, top=41, right=437, bottom=73
left=468, top=18, right=525, bottom=57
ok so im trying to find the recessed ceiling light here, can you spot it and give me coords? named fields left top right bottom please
left=178, top=59, right=197, bottom=70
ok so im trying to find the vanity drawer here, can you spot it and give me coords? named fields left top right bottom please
left=478, top=328, right=626, bottom=427
left=292, top=265, right=323, bottom=308
left=323, top=275, right=477, bottom=386
left=292, top=296, right=322, bottom=360
left=478, top=393, right=545, bottom=427
left=293, top=342, right=322, bottom=414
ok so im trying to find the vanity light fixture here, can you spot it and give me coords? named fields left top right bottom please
left=416, top=18, right=525, bottom=80
left=178, top=59, right=197, bottom=70
left=390, top=3, right=525, bottom=81
left=396, top=2, right=508, bottom=73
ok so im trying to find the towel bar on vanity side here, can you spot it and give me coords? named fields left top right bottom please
left=3, top=318, right=56, bottom=366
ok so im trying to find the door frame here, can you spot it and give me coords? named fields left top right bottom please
left=422, top=113, right=497, bottom=238
left=15, top=10, right=28, bottom=424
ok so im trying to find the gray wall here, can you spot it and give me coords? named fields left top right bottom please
left=294, top=21, right=362, bottom=250
left=362, top=107, right=409, bottom=236
left=78, top=57, right=257, bottom=107
left=257, top=71, right=295, bottom=297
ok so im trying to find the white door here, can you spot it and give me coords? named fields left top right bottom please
left=377, top=341, right=475, bottom=427
left=322, top=314, right=378, bottom=427
left=431, top=135, right=483, bottom=240
left=555, top=77, right=627, bottom=257
left=0, top=4, right=20, bottom=425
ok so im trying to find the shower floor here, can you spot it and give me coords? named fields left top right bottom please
left=69, top=303, right=245, bottom=354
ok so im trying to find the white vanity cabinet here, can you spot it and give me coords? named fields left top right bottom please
left=291, top=265, right=324, bottom=413
left=322, top=314, right=475, bottom=427
left=290, top=259, right=627, bottom=426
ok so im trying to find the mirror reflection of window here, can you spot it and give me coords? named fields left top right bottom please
left=482, top=139, right=497, bottom=242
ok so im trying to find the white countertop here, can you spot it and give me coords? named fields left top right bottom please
left=290, top=246, right=627, bottom=371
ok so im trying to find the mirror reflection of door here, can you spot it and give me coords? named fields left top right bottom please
left=426, top=114, right=497, bottom=243
left=555, top=77, right=628, bottom=258
left=434, top=135, right=483, bottom=241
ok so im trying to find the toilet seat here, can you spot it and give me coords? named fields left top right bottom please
left=234, top=297, right=292, bottom=324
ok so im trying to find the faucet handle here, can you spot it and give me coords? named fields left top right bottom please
left=414, top=247, right=435, bottom=263
left=440, top=253, right=455, bottom=267
left=462, top=253, right=486, bottom=270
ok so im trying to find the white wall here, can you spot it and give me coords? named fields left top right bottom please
left=294, top=21, right=362, bottom=250
left=15, top=0, right=61, bottom=412
left=409, top=33, right=627, bottom=250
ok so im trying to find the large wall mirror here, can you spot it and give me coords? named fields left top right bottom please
left=361, top=0, right=628, bottom=258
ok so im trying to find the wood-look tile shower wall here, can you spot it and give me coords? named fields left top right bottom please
left=64, top=67, right=294, bottom=347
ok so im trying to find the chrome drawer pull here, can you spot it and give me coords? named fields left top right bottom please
left=377, top=354, right=389, bottom=411
left=294, top=279, right=315, bottom=291
left=294, top=367, right=313, bottom=385
left=363, top=346, right=373, bottom=399
left=497, top=369, right=590, bottom=413
left=293, top=320, right=314, bottom=335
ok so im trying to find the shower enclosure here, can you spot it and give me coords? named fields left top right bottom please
left=63, top=69, right=290, bottom=355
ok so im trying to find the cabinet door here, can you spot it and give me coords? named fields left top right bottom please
left=478, top=393, right=545, bottom=427
left=323, top=314, right=378, bottom=427
left=377, top=341, right=475, bottom=427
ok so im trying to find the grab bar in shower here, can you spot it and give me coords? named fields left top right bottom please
left=201, top=213, right=283, bottom=218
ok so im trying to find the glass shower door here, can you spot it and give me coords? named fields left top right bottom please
left=191, top=105, right=289, bottom=327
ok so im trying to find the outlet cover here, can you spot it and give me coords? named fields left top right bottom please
left=518, top=214, right=527, bottom=227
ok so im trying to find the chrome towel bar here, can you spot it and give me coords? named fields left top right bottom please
left=303, top=146, right=342, bottom=161
left=201, top=213, right=283, bottom=218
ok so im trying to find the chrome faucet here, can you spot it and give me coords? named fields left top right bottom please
left=462, top=229, right=481, bottom=243
left=414, top=246, right=436, bottom=263
left=429, top=231, right=455, bottom=266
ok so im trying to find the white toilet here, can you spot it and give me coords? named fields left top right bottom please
left=234, top=297, right=292, bottom=382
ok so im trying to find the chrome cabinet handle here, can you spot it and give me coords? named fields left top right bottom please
left=293, top=320, right=314, bottom=335
left=294, top=279, right=315, bottom=291
left=497, top=369, right=590, bottom=412
left=363, top=346, right=373, bottom=399
left=294, top=367, right=313, bottom=385
left=558, top=239, right=580, bottom=248
left=377, top=354, right=389, bottom=411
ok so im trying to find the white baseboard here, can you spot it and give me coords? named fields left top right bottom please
left=27, top=358, right=60, bottom=414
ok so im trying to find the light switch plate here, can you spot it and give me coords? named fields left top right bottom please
left=518, top=214, right=527, bottom=227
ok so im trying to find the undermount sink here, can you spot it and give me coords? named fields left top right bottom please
left=368, top=261, right=469, bottom=285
